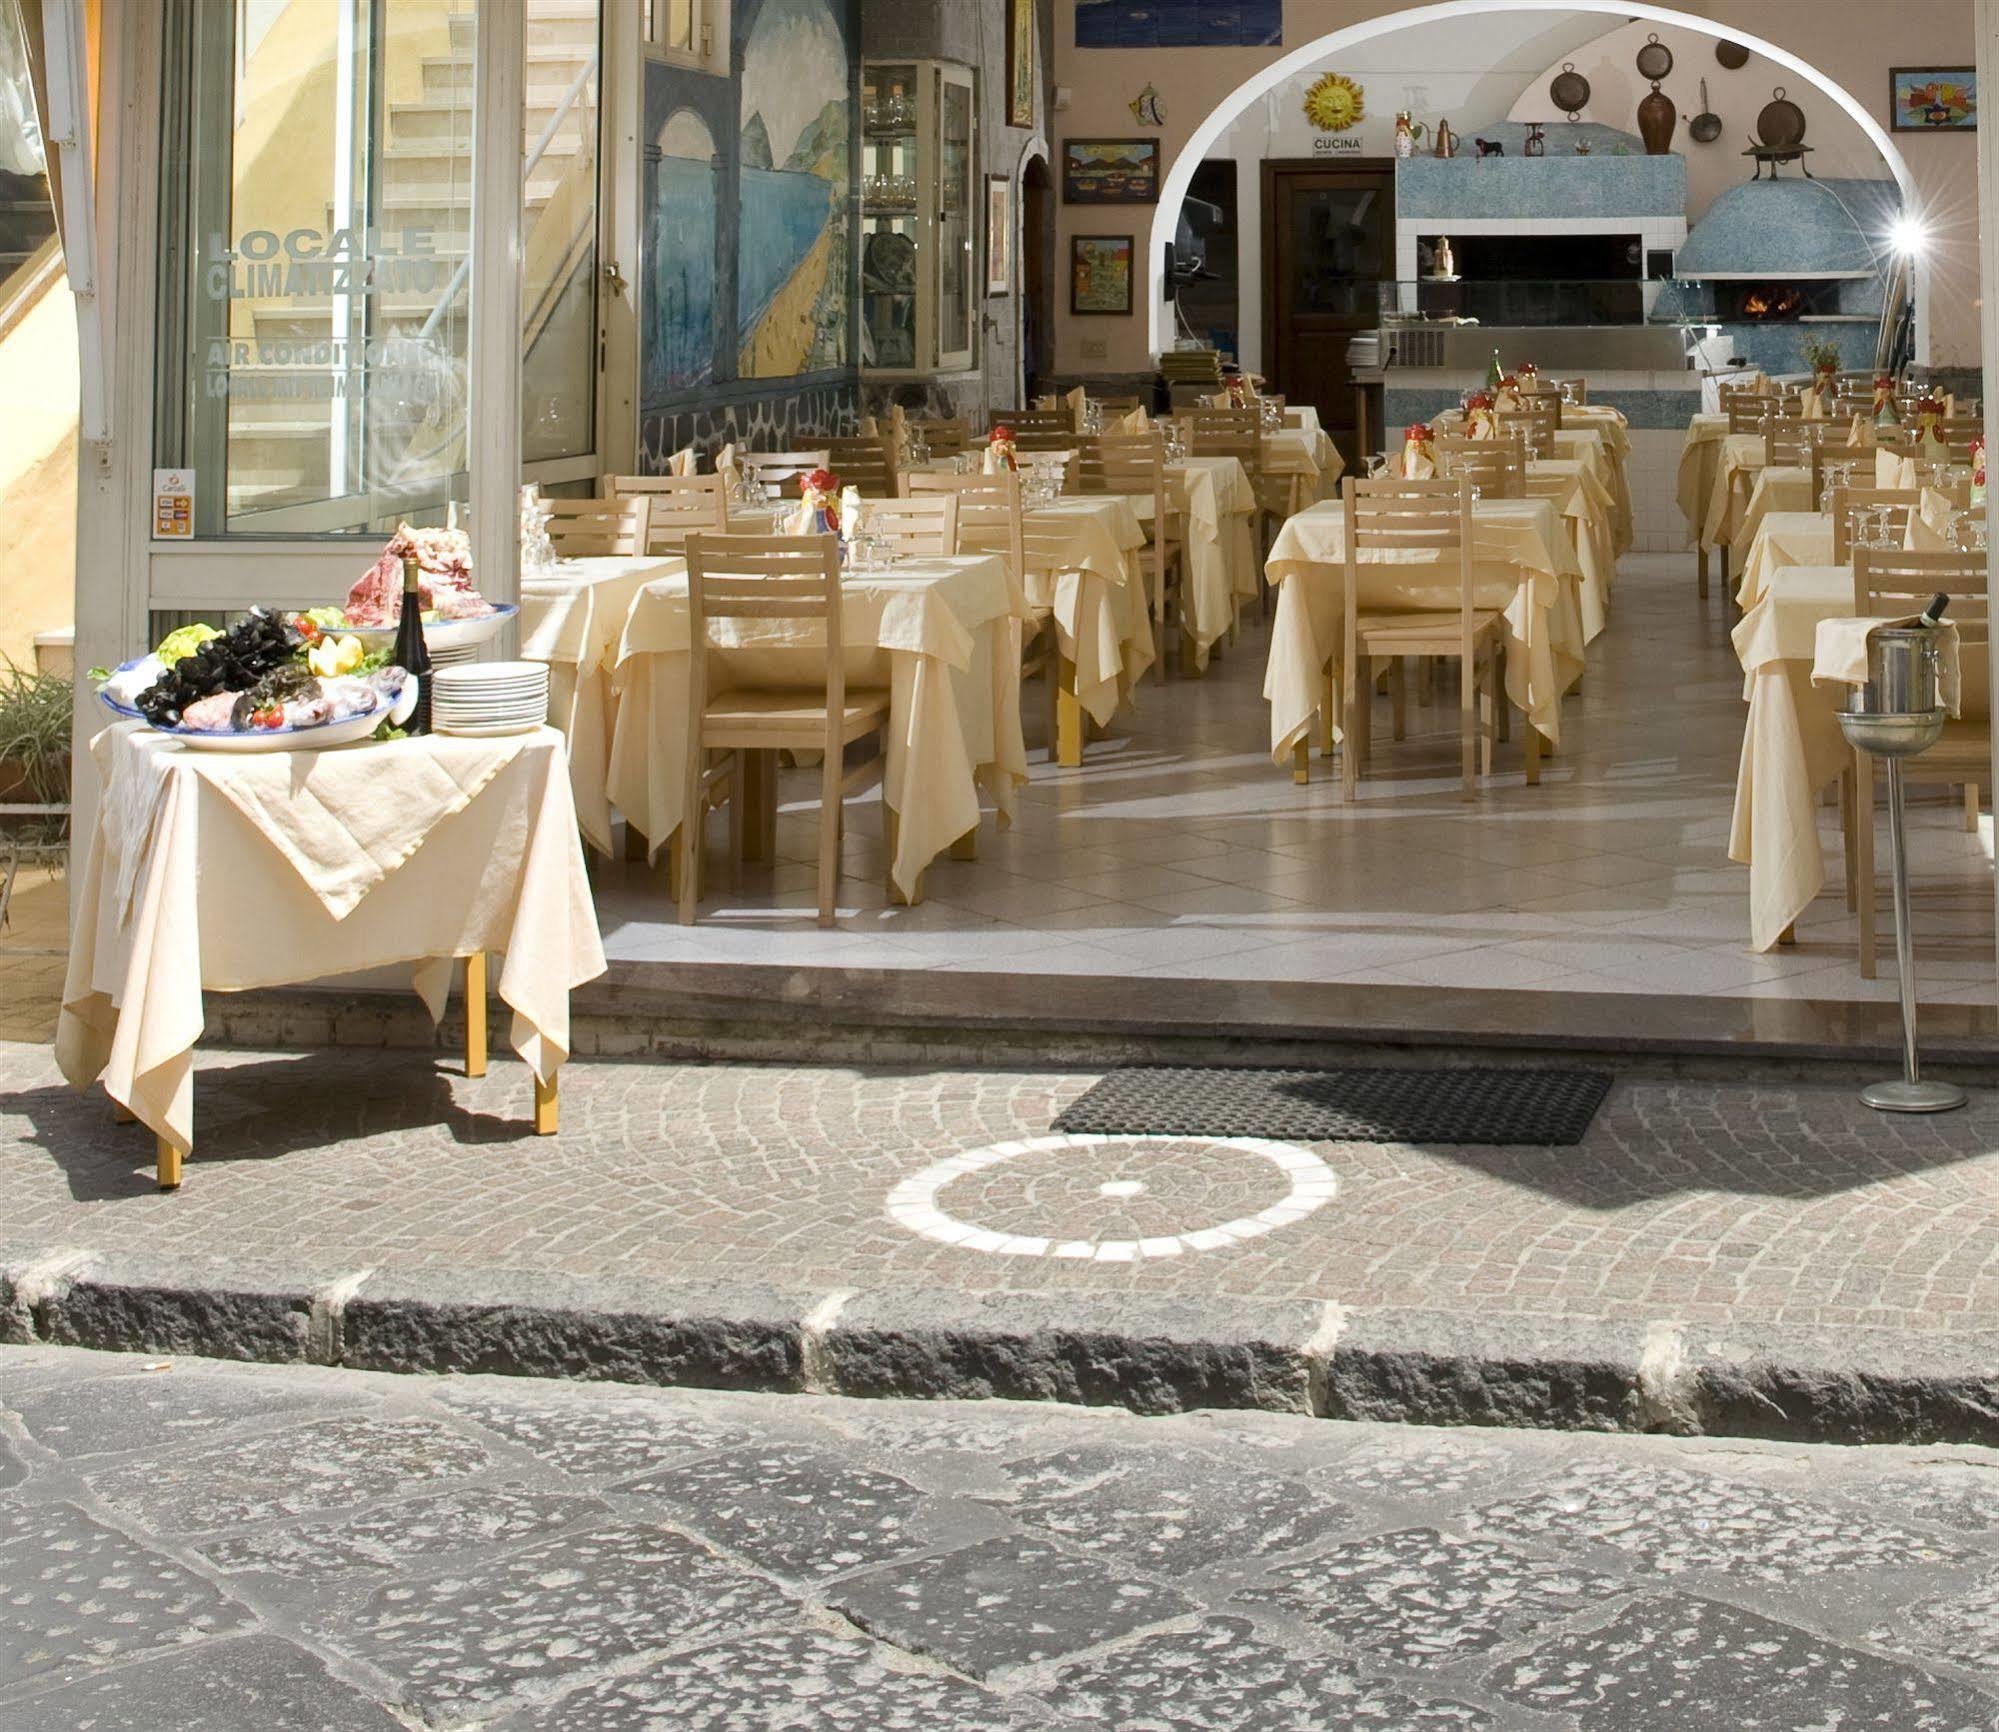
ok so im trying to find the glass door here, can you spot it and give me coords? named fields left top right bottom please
left=935, top=63, right=974, bottom=370
left=154, top=0, right=604, bottom=538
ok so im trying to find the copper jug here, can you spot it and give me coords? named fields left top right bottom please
left=1433, top=119, right=1458, bottom=158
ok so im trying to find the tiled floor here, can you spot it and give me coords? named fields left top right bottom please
left=594, top=553, right=1998, bottom=1005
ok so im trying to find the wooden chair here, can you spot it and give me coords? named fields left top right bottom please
left=909, top=470, right=1061, bottom=747
left=861, top=494, right=959, bottom=558
left=1434, top=432, right=1527, bottom=499
left=603, top=474, right=728, bottom=553
left=1095, top=395, right=1145, bottom=418
left=1073, top=432, right=1183, bottom=682
left=911, top=417, right=970, bottom=457
left=1494, top=401, right=1557, bottom=459
left=1849, top=547, right=1989, bottom=975
left=1550, top=375, right=1587, bottom=404
left=826, top=436, right=900, bottom=499
left=1828, top=486, right=1922, bottom=564
left=542, top=495, right=652, bottom=558
left=1727, top=397, right=1779, bottom=435
left=740, top=450, right=831, bottom=497
left=1763, top=416, right=1819, bottom=468
left=992, top=408, right=1073, bottom=437
left=678, top=534, right=889, bottom=928
left=1811, top=445, right=1875, bottom=511
left=1831, top=393, right=1878, bottom=424
left=1340, top=476, right=1508, bottom=802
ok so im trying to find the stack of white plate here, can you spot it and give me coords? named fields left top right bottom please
left=427, top=640, right=481, bottom=669
left=431, top=661, right=549, bottom=737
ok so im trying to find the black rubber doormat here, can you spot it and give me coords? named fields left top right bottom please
left=1051, top=1066, right=1615, bottom=1147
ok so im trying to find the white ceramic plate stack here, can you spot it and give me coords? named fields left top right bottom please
left=431, top=661, right=549, bottom=737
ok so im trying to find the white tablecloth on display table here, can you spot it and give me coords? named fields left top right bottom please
left=1262, top=496, right=1587, bottom=765
left=1265, top=427, right=1346, bottom=503
left=1014, top=495, right=1155, bottom=722
left=1141, top=457, right=1258, bottom=661
left=1560, top=406, right=1633, bottom=553
left=1732, top=467, right=1816, bottom=568
left=57, top=724, right=604, bottom=1162
left=607, top=554, right=1030, bottom=900
left=521, top=554, right=678, bottom=855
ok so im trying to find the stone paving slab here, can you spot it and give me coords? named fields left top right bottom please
left=6, top=1041, right=1999, bottom=1443
left=4, top=1347, right=1999, bottom=1731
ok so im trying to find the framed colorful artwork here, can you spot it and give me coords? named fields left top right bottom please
left=1070, top=234, right=1134, bottom=316
left=985, top=175, right=1013, bottom=297
left=1062, top=138, right=1161, bottom=205
left=1890, top=67, right=1976, bottom=132
left=1007, top=0, right=1037, bottom=128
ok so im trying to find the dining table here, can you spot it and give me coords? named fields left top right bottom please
left=606, top=552, right=1031, bottom=903
left=57, top=723, right=604, bottom=1186
left=1526, top=458, right=1618, bottom=644
left=1736, top=512, right=1836, bottom=610
left=1731, top=466, right=1816, bottom=566
left=521, top=553, right=680, bottom=855
left=1263, top=495, right=1587, bottom=780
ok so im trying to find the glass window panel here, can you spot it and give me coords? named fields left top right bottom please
left=521, top=0, right=600, bottom=464
left=156, top=0, right=473, bottom=536
left=938, top=74, right=971, bottom=361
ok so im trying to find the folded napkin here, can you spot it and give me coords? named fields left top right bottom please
left=1904, top=509, right=1947, bottom=550
left=1119, top=408, right=1149, bottom=434
left=1800, top=387, right=1827, bottom=422
left=1467, top=409, right=1496, bottom=441
left=1401, top=444, right=1435, bottom=480
left=669, top=446, right=697, bottom=476
left=983, top=445, right=1006, bottom=475
left=1066, top=385, right=1088, bottom=429
left=1813, top=615, right=1960, bottom=715
left=1877, top=448, right=1918, bottom=490
left=1847, top=414, right=1876, bottom=450
left=857, top=414, right=880, bottom=437
left=715, top=441, right=741, bottom=485
left=1493, top=389, right=1522, bottom=413
left=840, top=485, right=868, bottom=537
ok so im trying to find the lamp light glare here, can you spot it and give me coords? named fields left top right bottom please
left=1889, top=215, right=1929, bottom=257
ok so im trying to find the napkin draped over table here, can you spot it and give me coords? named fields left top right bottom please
left=669, top=446, right=698, bottom=476
left=1812, top=616, right=1961, bottom=716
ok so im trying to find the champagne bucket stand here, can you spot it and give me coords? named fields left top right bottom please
left=1837, top=627, right=1967, bottom=1113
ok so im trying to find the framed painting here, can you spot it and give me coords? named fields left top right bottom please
left=1062, top=137, right=1160, bottom=205
left=1070, top=234, right=1134, bottom=316
left=1006, top=0, right=1037, bottom=128
left=1890, top=67, right=1976, bottom=132
left=985, top=175, right=1013, bottom=297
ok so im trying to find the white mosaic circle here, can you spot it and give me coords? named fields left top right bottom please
left=885, top=1133, right=1337, bottom=1261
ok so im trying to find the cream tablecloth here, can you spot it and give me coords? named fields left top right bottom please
left=1561, top=405, right=1632, bottom=552
left=57, top=725, right=603, bottom=1158
left=1526, top=458, right=1617, bottom=643
left=1265, top=426, right=1345, bottom=503
left=1736, top=512, right=1835, bottom=610
left=1732, top=467, right=1815, bottom=565
left=1700, top=433, right=1771, bottom=549
left=607, top=554, right=1030, bottom=899
left=1678, top=413, right=1730, bottom=539
left=522, top=554, right=678, bottom=855
left=1263, top=497, right=1586, bottom=763
left=1016, top=495, right=1155, bottom=719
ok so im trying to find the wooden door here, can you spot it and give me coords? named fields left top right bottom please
left=1264, top=162, right=1394, bottom=474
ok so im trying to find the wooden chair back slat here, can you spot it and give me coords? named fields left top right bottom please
left=740, top=451, right=832, bottom=496
left=861, top=494, right=959, bottom=557
left=1433, top=432, right=1527, bottom=499
left=1763, top=416, right=1820, bottom=468
left=909, top=471, right=1025, bottom=581
left=543, top=496, right=652, bottom=558
left=603, top=474, right=729, bottom=553
left=1829, top=486, right=1922, bottom=565
left=1495, top=397, right=1559, bottom=457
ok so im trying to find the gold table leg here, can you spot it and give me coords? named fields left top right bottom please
left=535, top=1072, right=559, bottom=1135
left=156, top=1137, right=182, bottom=1190
left=1293, top=739, right=1310, bottom=785
left=949, top=828, right=978, bottom=862
left=1056, top=657, right=1084, bottom=767
left=464, top=952, right=488, bottom=1078
left=111, top=1101, right=136, bottom=1124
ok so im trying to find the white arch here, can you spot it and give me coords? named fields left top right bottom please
left=1148, top=0, right=1917, bottom=351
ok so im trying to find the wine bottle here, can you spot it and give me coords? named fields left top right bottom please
left=1922, top=594, right=1950, bottom=626
left=394, top=554, right=433, bottom=735
left=1486, top=348, right=1503, bottom=390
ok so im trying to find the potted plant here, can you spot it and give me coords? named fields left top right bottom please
left=1802, top=337, right=1842, bottom=390
left=0, top=660, right=71, bottom=808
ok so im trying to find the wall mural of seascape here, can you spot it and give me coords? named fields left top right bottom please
left=738, top=0, right=851, bottom=378
left=647, top=109, right=720, bottom=397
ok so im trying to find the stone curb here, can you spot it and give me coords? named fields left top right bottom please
left=5, top=1245, right=1998, bottom=1446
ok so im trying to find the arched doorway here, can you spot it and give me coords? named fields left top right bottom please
left=1144, top=0, right=1921, bottom=358
left=1020, top=151, right=1055, bottom=399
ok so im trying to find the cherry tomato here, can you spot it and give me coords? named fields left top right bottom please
left=251, top=705, right=284, bottom=730
left=293, top=616, right=321, bottom=644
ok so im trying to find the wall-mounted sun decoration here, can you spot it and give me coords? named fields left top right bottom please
left=1303, top=72, right=1366, bottom=134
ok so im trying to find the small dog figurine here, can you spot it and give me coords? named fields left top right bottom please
left=1474, top=137, right=1505, bottom=158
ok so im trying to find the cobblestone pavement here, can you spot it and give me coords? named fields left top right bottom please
left=2, top=1346, right=1997, bottom=1730
left=5, top=1040, right=1999, bottom=1333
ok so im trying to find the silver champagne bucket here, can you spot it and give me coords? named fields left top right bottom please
left=1836, top=621, right=1964, bottom=1113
